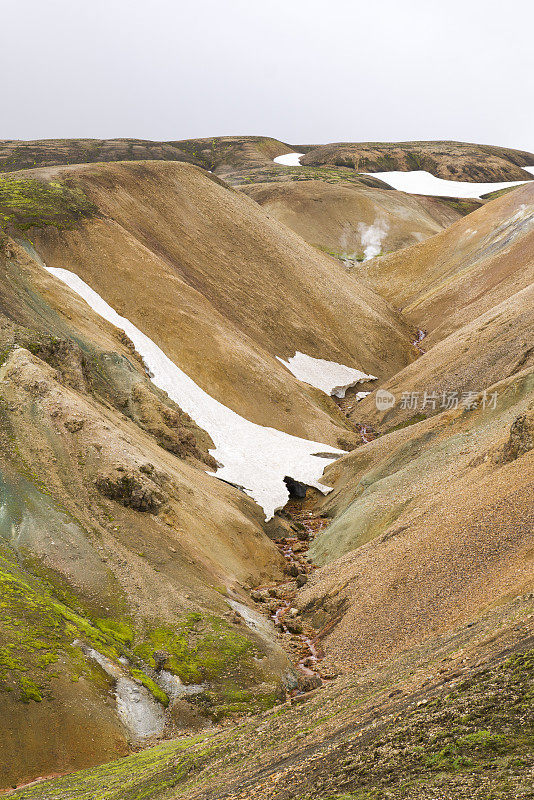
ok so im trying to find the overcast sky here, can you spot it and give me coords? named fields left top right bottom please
left=3, top=0, right=533, bottom=151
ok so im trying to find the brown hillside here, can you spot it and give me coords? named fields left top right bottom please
left=348, top=181, right=534, bottom=344
left=305, top=369, right=534, bottom=671
left=300, top=140, right=534, bottom=181
left=242, top=179, right=462, bottom=261
left=15, top=160, right=413, bottom=445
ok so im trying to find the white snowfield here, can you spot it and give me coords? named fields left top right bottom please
left=363, top=167, right=534, bottom=199
left=277, top=351, right=376, bottom=399
left=273, top=152, right=304, bottom=166
left=271, top=153, right=534, bottom=199
left=43, top=267, right=344, bottom=520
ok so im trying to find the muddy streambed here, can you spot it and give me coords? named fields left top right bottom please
left=250, top=504, right=331, bottom=694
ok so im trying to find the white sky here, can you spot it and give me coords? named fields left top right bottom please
left=2, top=0, right=533, bottom=152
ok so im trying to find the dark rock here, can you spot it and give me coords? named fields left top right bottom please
left=285, top=617, right=304, bottom=634
left=283, top=476, right=308, bottom=499
left=296, top=574, right=308, bottom=588
left=64, top=417, right=85, bottom=433
left=153, top=650, right=170, bottom=670
left=297, top=674, right=322, bottom=692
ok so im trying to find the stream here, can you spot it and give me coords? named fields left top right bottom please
left=250, top=503, right=329, bottom=693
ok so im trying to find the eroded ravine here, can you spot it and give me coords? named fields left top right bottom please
left=249, top=499, right=333, bottom=695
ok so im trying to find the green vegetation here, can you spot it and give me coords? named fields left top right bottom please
left=235, top=164, right=382, bottom=188
left=437, top=196, right=482, bottom=216
left=0, top=176, right=97, bottom=232
left=315, top=244, right=365, bottom=263
left=132, top=614, right=253, bottom=683
left=0, top=536, right=274, bottom=715
left=0, top=544, right=116, bottom=702
left=8, top=731, right=221, bottom=800
left=480, top=185, right=522, bottom=201
left=130, top=670, right=169, bottom=707
left=302, top=650, right=534, bottom=800
left=195, top=683, right=280, bottom=722
left=19, top=676, right=42, bottom=703
left=386, top=413, right=427, bottom=432
left=8, top=642, right=534, bottom=799
left=130, top=615, right=278, bottom=719
left=95, top=618, right=134, bottom=648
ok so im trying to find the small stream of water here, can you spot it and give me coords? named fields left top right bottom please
left=251, top=506, right=329, bottom=692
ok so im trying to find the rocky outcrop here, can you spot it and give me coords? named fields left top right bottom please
left=128, top=383, right=216, bottom=468
left=94, top=466, right=166, bottom=513
left=503, top=406, right=534, bottom=461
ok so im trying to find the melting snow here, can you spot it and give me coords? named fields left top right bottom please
left=115, top=677, right=166, bottom=741
left=363, top=168, right=534, bottom=199
left=76, top=642, right=166, bottom=740
left=277, top=351, right=376, bottom=399
left=157, top=670, right=204, bottom=701
left=271, top=156, right=534, bottom=198
left=227, top=598, right=276, bottom=642
left=273, top=152, right=304, bottom=166
left=43, top=267, right=344, bottom=520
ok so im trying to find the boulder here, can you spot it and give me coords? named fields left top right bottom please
left=285, top=617, right=304, bottom=634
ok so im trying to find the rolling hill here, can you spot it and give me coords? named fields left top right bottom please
left=0, top=137, right=532, bottom=799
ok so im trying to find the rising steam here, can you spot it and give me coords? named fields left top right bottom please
left=358, top=216, right=389, bottom=260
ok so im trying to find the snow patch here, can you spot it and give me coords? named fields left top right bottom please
left=227, top=599, right=276, bottom=642
left=77, top=643, right=166, bottom=741
left=363, top=169, right=534, bottom=199
left=273, top=152, right=304, bottom=166
left=277, top=351, right=376, bottom=399
left=42, top=267, right=344, bottom=520
left=271, top=157, right=534, bottom=197
left=115, top=677, right=166, bottom=741
left=157, top=670, right=204, bottom=701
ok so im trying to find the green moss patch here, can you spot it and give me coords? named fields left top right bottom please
left=0, top=177, right=97, bottom=232
left=132, top=614, right=254, bottom=684
left=8, top=640, right=534, bottom=800
left=0, top=538, right=275, bottom=715
left=129, top=615, right=279, bottom=719
left=19, top=676, right=42, bottom=703
left=8, top=731, right=220, bottom=800
left=130, top=669, right=169, bottom=707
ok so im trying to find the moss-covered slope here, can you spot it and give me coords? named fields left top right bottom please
left=5, top=594, right=533, bottom=799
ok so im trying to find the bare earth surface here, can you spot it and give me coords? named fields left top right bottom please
left=0, top=137, right=532, bottom=798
